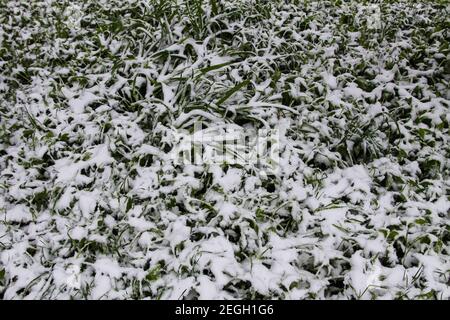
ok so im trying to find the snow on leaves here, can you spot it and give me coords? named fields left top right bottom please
left=0, top=0, right=449, bottom=300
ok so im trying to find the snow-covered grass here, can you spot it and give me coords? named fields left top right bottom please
left=0, top=0, right=449, bottom=300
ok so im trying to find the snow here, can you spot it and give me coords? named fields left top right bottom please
left=165, top=218, right=191, bottom=250
left=54, top=159, right=82, bottom=184
left=68, top=91, right=99, bottom=114
left=321, top=71, right=338, bottom=89
left=5, top=205, right=32, bottom=223
left=217, top=168, right=242, bottom=192
left=0, top=0, right=448, bottom=301
left=70, top=226, right=87, bottom=240
left=55, top=187, right=74, bottom=210
left=94, top=258, right=123, bottom=279
left=78, top=191, right=97, bottom=217
left=344, top=83, right=365, bottom=99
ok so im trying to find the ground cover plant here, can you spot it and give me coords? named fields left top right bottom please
left=0, top=0, right=449, bottom=299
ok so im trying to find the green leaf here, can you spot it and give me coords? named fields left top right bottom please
left=216, top=79, right=250, bottom=106
left=45, top=131, right=55, bottom=139
left=271, top=70, right=281, bottom=89
left=333, top=224, right=350, bottom=234
left=126, top=198, right=133, bottom=212
left=418, top=290, right=436, bottom=300
left=145, top=266, right=161, bottom=282
left=256, top=208, right=265, bottom=221
left=387, top=230, right=399, bottom=241
left=418, top=235, right=431, bottom=245
left=245, top=218, right=259, bottom=234
left=59, top=133, right=70, bottom=143
left=434, top=240, right=443, bottom=253
left=415, top=218, right=427, bottom=225
left=199, top=61, right=235, bottom=74
left=82, top=152, right=92, bottom=161
left=210, top=0, right=218, bottom=16
left=23, top=129, right=34, bottom=139
left=32, top=190, right=49, bottom=211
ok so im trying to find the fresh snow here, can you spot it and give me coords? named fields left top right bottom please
left=0, top=0, right=449, bottom=300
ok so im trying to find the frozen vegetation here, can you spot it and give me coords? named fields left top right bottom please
left=0, top=0, right=449, bottom=299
